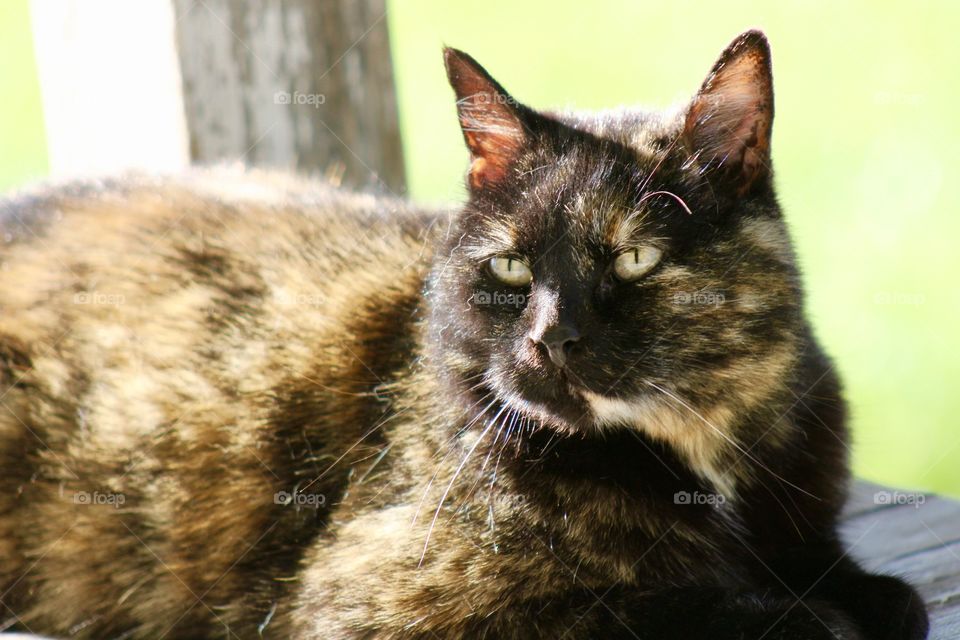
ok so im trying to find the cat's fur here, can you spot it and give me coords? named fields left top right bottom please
left=0, top=31, right=928, bottom=639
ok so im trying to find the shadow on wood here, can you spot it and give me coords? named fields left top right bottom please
left=842, top=480, right=960, bottom=639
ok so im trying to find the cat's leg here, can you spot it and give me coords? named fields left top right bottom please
left=765, top=542, right=929, bottom=640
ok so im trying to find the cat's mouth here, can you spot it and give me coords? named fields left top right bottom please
left=486, top=367, right=598, bottom=432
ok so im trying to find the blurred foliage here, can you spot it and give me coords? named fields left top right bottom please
left=1, top=0, right=957, bottom=494
left=0, top=0, right=47, bottom=191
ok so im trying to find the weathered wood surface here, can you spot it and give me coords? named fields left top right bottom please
left=842, top=481, right=960, bottom=639
left=172, top=0, right=406, bottom=194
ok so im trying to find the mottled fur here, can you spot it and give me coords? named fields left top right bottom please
left=0, top=32, right=927, bottom=639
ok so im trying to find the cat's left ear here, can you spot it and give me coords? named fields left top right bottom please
left=444, top=48, right=528, bottom=190
left=684, top=30, right=774, bottom=196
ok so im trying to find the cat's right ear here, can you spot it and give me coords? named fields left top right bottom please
left=444, top=48, right=528, bottom=190
left=683, top=30, right=774, bottom=197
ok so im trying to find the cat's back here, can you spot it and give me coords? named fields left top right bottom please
left=0, top=167, right=446, bottom=453
left=0, top=168, right=443, bottom=291
left=0, top=168, right=444, bottom=438
left=0, top=169, right=445, bottom=637
left=0, top=168, right=444, bottom=348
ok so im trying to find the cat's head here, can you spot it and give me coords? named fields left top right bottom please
left=427, top=31, right=802, bottom=440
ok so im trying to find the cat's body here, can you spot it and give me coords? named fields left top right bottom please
left=0, top=171, right=446, bottom=637
left=0, top=32, right=928, bottom=639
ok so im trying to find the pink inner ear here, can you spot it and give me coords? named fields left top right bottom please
left=444, top=49, right=526, bottom=190
left=462, top=116, right=525, bottom=189
left=685, top=42, right=773, bottom=195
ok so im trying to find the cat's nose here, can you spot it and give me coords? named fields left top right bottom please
left=533, top=322, right=581, bottom=368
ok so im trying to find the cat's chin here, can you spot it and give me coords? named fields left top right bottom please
left=486, top=381, right=602, bottom=436
left=477, top=363, right=627, bottom=435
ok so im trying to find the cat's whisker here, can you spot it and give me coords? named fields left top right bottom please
left=454, top=406, right=515, bottom=518
left=637, top=190, right=694, bottom=216
left=295, top=372, right=382, bottom=398
left=299, top=408, right=407, bottom=493
left=757, top=479, right=806, bottom=541
left=639, top=130, right=684, bottom=195
left=419, top=416, right=499, bottom=567
left=412, top=393, right=498, bottom=526
left=428, top=388, right=496, bottom=461
left=668, top=354, right=845, bottom=527
left=464, top=379, right=493, bottom=395
left=483, top=410, right=523, bottom=535
left=643, top=381, right=820, bottom=501
left=477, top=408, right=514, bottom=479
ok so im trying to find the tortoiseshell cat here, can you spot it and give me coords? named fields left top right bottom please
left=0, top=31, right=928, bottom=639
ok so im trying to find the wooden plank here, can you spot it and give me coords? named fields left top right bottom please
left=842, top=496, right=957, bottom=565
left=842, top=482, right=960, bottom=640
left=172, top=0, right=406, bottom=193
left=844, top=479, right=897, bottom=518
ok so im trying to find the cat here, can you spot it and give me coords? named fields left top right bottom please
left=0, top=30, right=929, bottom=639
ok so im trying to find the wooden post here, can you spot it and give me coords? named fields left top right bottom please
left=31, top=0, right=406, bottom=194
left=172, top=0, right=406, bottom=194
left=30, top=0, right=191, bottom=176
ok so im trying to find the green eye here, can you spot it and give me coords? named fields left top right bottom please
left=488, top=256, right=533, bottom=286
left=613, top=246, right=662, bottom=281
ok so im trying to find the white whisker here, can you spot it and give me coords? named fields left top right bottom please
left=419, top=416, right=498, bottom=567
left=644, top=381, right=819, bottom=501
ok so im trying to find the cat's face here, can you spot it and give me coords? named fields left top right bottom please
left=429, top=32, right=802, bottom=436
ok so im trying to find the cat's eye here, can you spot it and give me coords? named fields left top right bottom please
left=488, top=256, right=533, bottom=286
left=613, top=246, right=662, bottom=282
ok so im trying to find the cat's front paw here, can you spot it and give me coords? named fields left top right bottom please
left=746, top=598, right=863, bottom=640
left=842, top=574, right=929, bottom=640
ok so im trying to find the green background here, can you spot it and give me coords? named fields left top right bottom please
left=2, top=1, right=957, bottom=495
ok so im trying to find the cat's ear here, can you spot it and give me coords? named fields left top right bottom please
left=444, top=48, right=528, bottom=190
left=684, top=30, right=774, bottom=196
